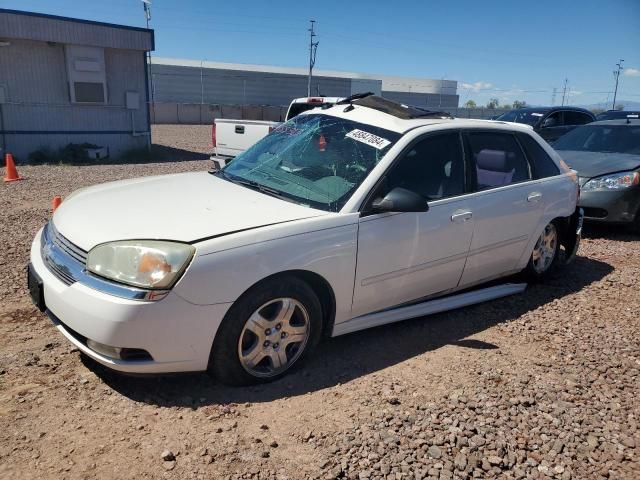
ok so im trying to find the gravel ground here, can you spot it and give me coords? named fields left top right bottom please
left=1, top=126, right=639, bottom=479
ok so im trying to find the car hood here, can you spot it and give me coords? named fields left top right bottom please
left=52, top=171, right=327, bottom=250
left=558, top=150, right=640, bottom=179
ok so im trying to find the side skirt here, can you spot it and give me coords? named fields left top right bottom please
left=332, top=283, right=527, bottom=336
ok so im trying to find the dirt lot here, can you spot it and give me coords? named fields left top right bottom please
left=1, top=126, right=639, bottom=480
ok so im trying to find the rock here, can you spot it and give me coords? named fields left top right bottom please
left=260, top=424, right=269, bottom=430
left=160, top=450, right=175, bottom=461
left=269, top=440, right=279, bottom=448
left=454, top=453, right=467, bottom=470
left=620, top=436, right=635, bottom=448
left=427, top=446, right=442, bottom=459
left=163, top=460, right=176, bottom=471
left=487, top=456, right=502, bottom=466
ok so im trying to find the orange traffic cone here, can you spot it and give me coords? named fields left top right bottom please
left=3, top=153, right=22, bottom=182
left=52, top=196, right=62, bottom=212
left=317, top=134, right=327, bottom=152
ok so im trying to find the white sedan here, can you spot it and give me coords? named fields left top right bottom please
left=28, top=94, right=582, bottom=385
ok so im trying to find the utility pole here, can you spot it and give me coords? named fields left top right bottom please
left=612, top=59, right=624, bottom=110
left=142, top=1, right=154, bottom=132
left=307, top=20, right=319, bottom=97
left=551, top=87, right=557, bottom=106
left=561, top=78, right=568, bottom=106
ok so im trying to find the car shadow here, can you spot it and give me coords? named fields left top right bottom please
left=582, top=223, right=638, bottom=242
left=85, top=255, right=613, bottom=407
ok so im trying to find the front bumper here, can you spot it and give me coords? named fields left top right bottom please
left=29, top=227, right=232, bottom=374
left=579, top=187, right=640, bottom=224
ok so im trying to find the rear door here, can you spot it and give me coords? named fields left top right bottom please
left=458, top=130, right=543, bottom=287
left=352, top=131, right=474, bottom=317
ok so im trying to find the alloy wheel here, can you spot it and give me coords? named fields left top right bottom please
left=532, top=223, right=558, bottom=274
left=237, top=297, right=311, bottom=378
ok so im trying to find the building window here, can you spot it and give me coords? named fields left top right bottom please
left=73, top=82, right=105, bottom=103
left=65, top=45, right=107, bottom=104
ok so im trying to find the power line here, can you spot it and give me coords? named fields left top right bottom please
left=561, top=79, right=568, bottom=106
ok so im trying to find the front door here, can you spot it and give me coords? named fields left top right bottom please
left=538, top=111, right=570, bottom=143
left=352, top=131, right=474, bottom=318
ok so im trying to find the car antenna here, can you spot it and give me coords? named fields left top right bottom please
left=338, top=92, right=374, bottom=112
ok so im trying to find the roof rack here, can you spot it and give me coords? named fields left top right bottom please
left=340, top=94, right=454, bottom=120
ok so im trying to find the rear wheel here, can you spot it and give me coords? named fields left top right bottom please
left=524, top=221, right=560, bottom=281
left=209, top=277, right=322, bottom=386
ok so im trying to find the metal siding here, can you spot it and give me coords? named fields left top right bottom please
left=105, top=48, right=148, bottom=131
left=0, top=38, right=150, bottom=158
left=149, top=62, right=457, bottom=109
left=151, top=64, right=355, bottom=106
left=381, top=91, right=460, bottom=108
left=0, top=11, right=153, bottom=51
left=0, top=39, right=68, bottom=104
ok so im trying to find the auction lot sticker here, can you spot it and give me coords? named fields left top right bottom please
left=346, top=129, right=391, bottom=150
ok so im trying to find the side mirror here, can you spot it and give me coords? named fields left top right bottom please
left=371, top=187, right=429, bottom=213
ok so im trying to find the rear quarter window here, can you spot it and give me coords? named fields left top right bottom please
left=517, top=133, right=560, bottom=178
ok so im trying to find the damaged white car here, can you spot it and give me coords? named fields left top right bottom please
left=28, top=94, right=582, bottom=385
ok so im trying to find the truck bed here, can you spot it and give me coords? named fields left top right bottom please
left=214, top=119, right=281, bottom=158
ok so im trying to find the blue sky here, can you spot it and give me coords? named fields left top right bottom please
left=2, top=0, right=640, bottom=107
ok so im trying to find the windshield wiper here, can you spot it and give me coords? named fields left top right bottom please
left=216, top=170, right=299, bottom=204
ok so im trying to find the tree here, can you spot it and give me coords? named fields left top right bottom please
left=486, top=98, right=500, bottom=109
left=464, top=100, right=477, bottom=109
left=512, top=100, right=527, bottom=109
left=615, top=104, right=624, bottom=111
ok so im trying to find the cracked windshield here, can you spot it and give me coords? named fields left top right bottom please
left=219, top=114, right=401, bottom=211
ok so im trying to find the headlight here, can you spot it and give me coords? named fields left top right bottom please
left=582, top=171, right=639, bottom=191
left=86, top=241, right=195, bottom=289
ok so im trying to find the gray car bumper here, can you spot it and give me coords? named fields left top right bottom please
left=578, top=187, right=640, bottom=224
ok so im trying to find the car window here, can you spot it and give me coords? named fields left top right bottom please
left=495, top=110, right=546, bottom=126
left=385, top=132, right=465, bottom=201
left=467, top=131, right=532, bottom=190
left=541, top=111, right=563, bottom=128
left=517, top=133, right=560, bottom=178
left=564, top=111, right=592, bottom=126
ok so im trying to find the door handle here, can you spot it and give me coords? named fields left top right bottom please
left=527, top=192, right=543, bottom=203
left=451, top=210, right=473, bottom=223
left=235, top=125, right=245, bottom=134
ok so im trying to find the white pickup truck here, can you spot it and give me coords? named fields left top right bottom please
left=211, top=97, right=342, bottom=167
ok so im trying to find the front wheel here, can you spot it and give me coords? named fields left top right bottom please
left=209, top=277, right=322, bottom=386
left=524, top=221, right=560, bottom=281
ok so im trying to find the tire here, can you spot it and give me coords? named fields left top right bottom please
left=630, top=211, right=640, bottom=235
left=208, top=276, right=323, bottom=386
left=524, top=221, right=561, bottom=282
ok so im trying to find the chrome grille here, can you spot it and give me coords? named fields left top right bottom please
left=41, top=222, right=87, bottom=286
left=49, top=223, right=87, bottom=264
